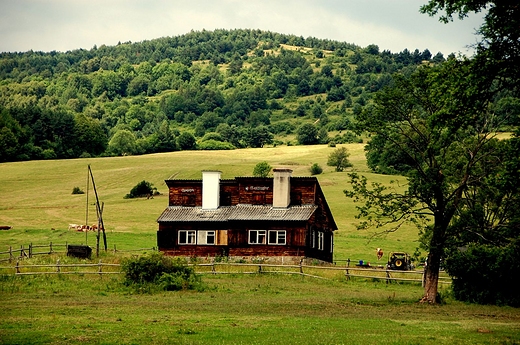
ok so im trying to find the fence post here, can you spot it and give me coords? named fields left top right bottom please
left=16, top=260, right=20, bottom=274
left=56, top=259, right=60, bottom=273
left=212, top=262, right=216, bottom=274
left=345, top=260, right=350, bottom=281
left=422, top=266, right=426, bottom=288
left=299, top=259, right=304, bottom=275
left=49, top=242, right=53, bottom=254
left=29, top=243, right=32, bottom=258
left=386, top=270, right=390, bottom=284
left=258, top=264, right=262, bottom=274
left=9, top=246, right=13, bottom=263
left=113, top=245, right=117, bottom=254
left=99, top=260, right=102, bottom=277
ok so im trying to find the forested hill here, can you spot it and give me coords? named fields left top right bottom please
left=0, top=29, right=445, bottom=162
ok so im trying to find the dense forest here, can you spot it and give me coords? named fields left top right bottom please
left=1, top=29, right=451, bottom=162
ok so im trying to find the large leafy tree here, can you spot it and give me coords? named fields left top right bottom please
left=421, top=1, right=519, bottom=94
left=346, top=58, right=504, bottom=303
left=442, top=132, right=520, bottom=306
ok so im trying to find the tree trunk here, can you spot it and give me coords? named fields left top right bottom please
left=421, top=250, right=441, bottom=303
left=421, top=218, right=446, bottom=304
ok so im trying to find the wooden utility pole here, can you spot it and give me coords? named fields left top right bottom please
left=85, top=167, right=90, bottom=245
left=88, top=165, right=107, bottom=256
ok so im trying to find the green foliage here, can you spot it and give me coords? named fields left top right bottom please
left=108, top=129, right=137, bottom=156
left=197, top=139, right=235, bottom=150
left=444, top=242, right=520, bottom=307
left=0, top=29, right=440, bottom=163
left=253, top=161, right=272, bottom=177
left=71, top=186, right=84, bottom=195
left=177, top=131, right=197, bottom=150
left=346, top=55, right=517, bottom=303
left=296, top=123, right=319, bottom=145
left=121, top=252, right=203, bottom=291
left=124, top=180, right=157, bottom=199
left=309, top=163, right=323, bottom=175
left=327, top=147, right=352, bottom=172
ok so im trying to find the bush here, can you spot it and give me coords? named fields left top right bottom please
left=310, top=163, right=323, bottom=175
left=124, top=180, right=158, bottom=199
left=445, top=242, right=520, bottom=307
left=72, top=186, right=85, bottom=194
left=121, top=253, right=204, bottom=291
left=253, top=161, right=272, bottom=177
left=197, top=140, right=235, bottom=150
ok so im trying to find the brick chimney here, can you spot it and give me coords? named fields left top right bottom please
left=273, top=168, right=292, bottom=208
left=202, top=171, right=221, bottom=210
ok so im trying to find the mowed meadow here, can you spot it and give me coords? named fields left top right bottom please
left=1, top=145, right=520, bottom=345
left=0, top=143, right=415, bottom=261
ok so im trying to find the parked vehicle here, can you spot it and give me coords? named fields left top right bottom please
left=387, top=252, right=414, bottom=271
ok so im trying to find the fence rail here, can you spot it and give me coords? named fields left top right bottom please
left=0, top=242, right=157, bottom=262
left=0, top=260, right=451, bottom=285
left=0, top=243, right=451, bottom=285
left=0, top=259, right=121, bottom=276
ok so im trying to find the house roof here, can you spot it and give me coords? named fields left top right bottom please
left=157, top=204, right=318, bottom=223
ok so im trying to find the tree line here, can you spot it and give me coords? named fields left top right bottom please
left=1, top=29, right=447, bottom=162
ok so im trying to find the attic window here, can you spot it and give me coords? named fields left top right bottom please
left=252, top=193, right=266, bottom=205
left=181, top=194, right=196, bottom=207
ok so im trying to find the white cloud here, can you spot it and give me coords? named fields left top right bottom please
left=0, top=0, right=483, bottom=54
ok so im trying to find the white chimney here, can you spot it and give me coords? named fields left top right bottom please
left=273, top=168, right=292, bottom=208
left=202, top=171, right=221, bottom=210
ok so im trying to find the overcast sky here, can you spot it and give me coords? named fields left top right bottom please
left=0, top=0, right=484, bottom=56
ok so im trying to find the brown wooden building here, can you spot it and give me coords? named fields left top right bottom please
left=157, top=169, right=337, bottom=263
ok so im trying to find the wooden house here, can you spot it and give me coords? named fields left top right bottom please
left=157, top=169, right=337, bottom=263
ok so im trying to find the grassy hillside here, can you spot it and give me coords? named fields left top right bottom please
left=0, top=144, right=418, bottom=262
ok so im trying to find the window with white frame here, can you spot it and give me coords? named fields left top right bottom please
left=198, top=230, right=215, bottom=245
left=268, top=230, right=286, bottom=245
left=179, top=230, right=196, bottom=245
left=318, top=231, right=324, bottom=250
left=330, top=234, right=333, bottom=253
left=248, top=230, right=266, bottom=244
left=311, top=229, right=316, bottom=248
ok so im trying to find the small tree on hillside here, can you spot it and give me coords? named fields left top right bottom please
left=125, top=180, right=158, bottom=199
left=310, top=163, right=323, bottom=175
left=296, top=123, right=319, bottom=145
left=327, top=147, right=352, bottom=172
left=253, top=161, right=272, bottom=177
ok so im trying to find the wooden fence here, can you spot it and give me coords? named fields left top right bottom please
left=1, top=259, right=121, bottom=276
left=0, top=260, right=451, bottom=285
left=0, top=242, right=157, bottom=263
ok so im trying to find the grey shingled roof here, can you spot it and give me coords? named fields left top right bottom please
left=157, top=204, right=317, bottom=223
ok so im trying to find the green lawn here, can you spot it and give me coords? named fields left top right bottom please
left=0, top=273, right=519, bottom=345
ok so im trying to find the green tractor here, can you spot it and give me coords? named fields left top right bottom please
left=387, top=252, right=414, bottom=271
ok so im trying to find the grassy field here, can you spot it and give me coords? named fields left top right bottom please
left=2, top=145, right=519, bottom=344
left=0, top=144, right=416, bottom=262
left=1, top=272, right=519, bottom=345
